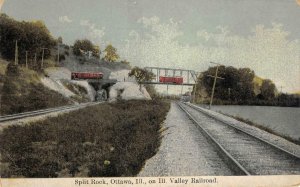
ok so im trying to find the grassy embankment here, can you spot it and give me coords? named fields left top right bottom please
left=0, top=100, right=170, bottom=177
left=221, top=113, right=300, bottom=145
left=0, top=60, right=8, bottom=96
left=0, top=63, right=72, bottom=115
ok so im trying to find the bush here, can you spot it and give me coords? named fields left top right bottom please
left=0, top=100, right=170, bottom=177
left=0, top=63, right=71, bottom=115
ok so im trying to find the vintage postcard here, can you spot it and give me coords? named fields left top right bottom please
left=0, top=0, right=299, bottom=186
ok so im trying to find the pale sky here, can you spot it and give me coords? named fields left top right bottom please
left=1, top=0, right=300, bottom=93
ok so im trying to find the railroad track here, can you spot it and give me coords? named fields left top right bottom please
left=178, top=102, right=300, bottom=175
left=0, top=101, right=104, bottom=123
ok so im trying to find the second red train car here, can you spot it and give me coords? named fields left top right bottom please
left=159, top=76, right=183, bottom=84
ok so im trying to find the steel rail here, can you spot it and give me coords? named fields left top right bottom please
left=0, top=102, right=103, bottom=123
left=177, top=102, right=251, bottom=176
left=185, top=102, right=300, bottom=160
left=0, top=105, right=75, bottom=118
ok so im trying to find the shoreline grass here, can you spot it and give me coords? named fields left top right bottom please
left=219, top=112, right=300, bottom=145
left=0, top=100, right=170, bottom=177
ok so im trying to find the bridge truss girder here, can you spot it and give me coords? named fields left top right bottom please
left=144, top=67, right=199, bottom=85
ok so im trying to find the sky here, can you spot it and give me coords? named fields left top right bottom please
left=1, top=0, right=300, bottom=93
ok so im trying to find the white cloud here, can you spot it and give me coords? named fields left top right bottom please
left=119, top=17, right=300, bottom=93
left=80, top=20, right=105, bottom=44
left=58, top=16, right=72, bottom=23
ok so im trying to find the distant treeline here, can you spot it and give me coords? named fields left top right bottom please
left=195, top=66, right=299, bottom=107
left=0, top=14, right=56, bottom=66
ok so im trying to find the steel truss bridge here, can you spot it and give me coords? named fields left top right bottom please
left=142, top=67, right=199, bottom=86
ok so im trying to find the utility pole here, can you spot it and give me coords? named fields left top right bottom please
left=181, top=85, right=183, bottom=95
left=167, top=84, right=169, bottom=95
left=57, top=43, right=60, bottom=64
left=41, top=48, right=48, bottom=69
left=14, top=40, right=18, bottom=65
left=192, top=72, right=200, bottom=103
left=207, top=62, right=224, bottom=109
left=280, top=86, right=284, bottom=94
left=25, top=51, right=28, bottom=68
left=34, top=53, right=37, bottom=67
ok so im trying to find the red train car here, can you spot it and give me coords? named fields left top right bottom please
left=71, top=72, right=103, bottom=80
left=159, top=76, right=183, bottom=84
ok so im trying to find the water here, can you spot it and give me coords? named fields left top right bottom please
left=210, top=105, right=300, bottom=140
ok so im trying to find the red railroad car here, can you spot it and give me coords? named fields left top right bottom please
left=159, top=76, right=183, bottom=84
left=71, top=72, right=103, bottom=80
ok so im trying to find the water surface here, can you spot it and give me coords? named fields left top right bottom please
left=210, top=105, right=300, bottom=140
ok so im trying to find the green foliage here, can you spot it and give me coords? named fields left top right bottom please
left=196, top=65, right=298, bottom=107
left=73, top=39, right=100, bottom=58
left=128, top=66, right=155, bottom=83
left=277, top=93, right=300, bottom=107
left=120, top=60, right=130, bottom=66
left=200, top=66, right=255, bottom=102
left=260, top=79, right=276, bottom=100
left=128, top=66, right=156, bottom=92
left=103, top=44, right=119, bottom=62
left=57, top=36, right=63, bottom=44
left=0, top=100, right=170, bottom=177
left=145, top=85, right=159, bottom=98
left=0, top=63, right=71, bottom=115
left=0, top=14, right=56, bottom=64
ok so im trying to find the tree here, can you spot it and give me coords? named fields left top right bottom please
left=128, top=67, right=155, bottom=91
left=260, top=79, right=276, bottom=100
left=103, top=44, right=119, bottom=62
left=57, top=36, right=63, bottom=44
left=201, top=65, right=255, bottom=102
left=92, top=45, right=100, bottom=58
left=73, top=39, right=100, bottom=58
left=0, top=14, right=56, bottom=64
left=120, top=60, right=130, bottom=66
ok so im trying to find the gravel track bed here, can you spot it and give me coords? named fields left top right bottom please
left=138, top=102, right=234, bottom=176
left=181, top=103, right=300, bottom=175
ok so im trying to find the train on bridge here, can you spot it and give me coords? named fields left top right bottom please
left=159, top=76, right=183, bottom=84
left=71, top=72, right=103, bottom=80
left=70, top=71, right=110, bottom=101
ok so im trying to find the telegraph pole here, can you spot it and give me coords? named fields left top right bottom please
left=34, top=53, right=37, bottom=67
left=280, top=86, right=284, bottom=94
left=207, top=62, right=224, bottom=109
left=181, top=85, right=183, bottom=95
left=57, top=43, right=60, bottom=63
left=167, top=84, right=169, bottom=95
left=192, top=72, right=200, bottom=103
left=14, top=40, right=18, bottom=65
left=41, top=48, right=48, bottom=69
left=25, top=51, right=28, bottom=68
left=41, top=48, right=45, bottom=69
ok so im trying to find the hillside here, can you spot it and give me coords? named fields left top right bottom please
left=59, top=44, right=131, bottom=79
left=0, top=63, right=72, bottom=115
left=0, top=59, right=8, bottom=94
